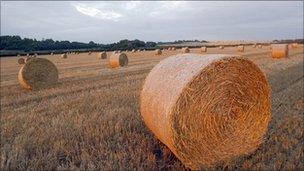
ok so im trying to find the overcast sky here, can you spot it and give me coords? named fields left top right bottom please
left=1, top=1, right=303, bottom=44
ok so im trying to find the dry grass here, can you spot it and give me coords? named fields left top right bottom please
left=0, top=45, right=303, bottom=170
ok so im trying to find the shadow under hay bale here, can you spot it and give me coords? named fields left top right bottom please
left=140, top=54, right=271, bottom=170
left=18, top=58, right=59, bottom=90
left=109, top=53, right=128, bottom=68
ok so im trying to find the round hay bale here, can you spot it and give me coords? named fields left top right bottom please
left=109, top=53, right=128, bottom=68
left=258, top=45, right=262, bottom=49
left=99, top=52, right=107, bottom=59
left=132, top=49, right=136, bottom=53
left=140, top=54, right=271, bottom=170
left=88, top=51, right=92, bottom=55
left=26, top=54, right=30, bottom=57
left=18, top=58, right=58, bottom=90
left=137, top=49, right=141, bottom=52
left=181, top=47, right=190, bottom=53
left=219, top=46, right=224, bottom=49
left=252, top=44, right=257, bottom=48
left=172, top=47, right=176, bottom=51
left=61, top=53, right=67, bottom=59
left=201, top=46, right=207, bottom=53
left=237, top=45, right=244, bottom=52
left=271, top=44, right=288, bottom=58
left=25, top=57, right=34, bottom=63
left=291, top=43, right=298, bottom=48
left=33, top=53, right=38, bottom=57
left=51, top=52, right=54, bottom=55
left=18, top=58, right=25, bottom=65
left=155, top=49, right=162, bottom=55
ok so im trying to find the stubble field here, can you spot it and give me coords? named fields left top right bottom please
left=1, top=45, right=303, bottom=170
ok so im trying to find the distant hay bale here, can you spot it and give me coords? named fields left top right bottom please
left=258, top=45, right=262, bottom=49
left=99, top=51, right=107, bottom=59
left=219, top=46, right=224, bottom=49
left=137, top=49, right=141, bottom=52
left=168, top=47, right=172, bottom=51
left=51, top=52, right=54, bottom=55
left=18, top=58, right=58, bottom=90
left=18, top=58, right=25, bottom=65
left=252, top=44, right=257, bottom=48
left=132, top=49, right=136, bottom=53
left=201, top=47, right=207, bottom=52
left=291, top=43, right=298, bottom=48
left=271, top=44, right=288, bottom=58
left=140, top=54, right=271, bottom=170
left=181, top=47, right=190, bottom=53
left=155, top=49, right=162, bottom=55
left=17, top=54, right=20, bottom=57
left=237, top=45, right=244, bottom=52
left=88, top=51, right=92, bottom=55
left=172, top=47, right=176, bottom=50
left=33, top=53, right=38, bottom=57
left=109, top=53, right=128, bottom=68
left=26, top=54, right=30, bottom=57
left=61, top=53, right=67, bottom=59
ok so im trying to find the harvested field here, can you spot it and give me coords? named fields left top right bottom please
left=1, top=45, right=303, bottom=170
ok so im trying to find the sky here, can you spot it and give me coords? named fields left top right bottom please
left=1, top=1, right=303, bottom=44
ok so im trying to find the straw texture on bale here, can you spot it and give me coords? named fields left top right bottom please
left=109, top=53, right=128, bottom=68
left=201, top=47, right=207, bottom=52
left=25, top=57, right=34, bottom=63
left=237, top=45, right=244, bottom=52
left=18, top=58, right=25, bottom=65
left=18, top=58, right=58, bottom=90
left=181, top=47, right=190, bottom=53
left=99, top=52, right=107, bottom=59
left=155, top=49, right=162, bottom=55
left=271, top=44, right=288, bottom=58
left=61, top=53, right=67, bottom=59
left=140, top=54, right=271, bottom=170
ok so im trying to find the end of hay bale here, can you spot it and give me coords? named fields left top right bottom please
left=237, top=45, right=244, bottom=52
left=201, top=47, right=207, bottom=53
left=181, top=47, right=190, bottom=53
left=99, top=52, right=107, bottom=59
left=140, top=54, right=271, bottom=170
left=109, top=53, right=128, bottom=68
left=271, top=44, right=288, bottom=58
left=61, top=53, right=67, bottom=59
left=155, top=49, right=162, bottom=55
left=18, top=58, right=25, bottom=65
left=18, top=58, right=59, bottom=90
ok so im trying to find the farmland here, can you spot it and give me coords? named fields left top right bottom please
left=1, top=45, right=303, bottom=170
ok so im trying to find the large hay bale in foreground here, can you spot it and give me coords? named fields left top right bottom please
left=155, top=49, right=162, bottom=55
left=109, top=53, right=128, bottom=68
left=201, top=46, right=207, bottom=52
left=61, top=53, right=67, bottom=59
left=271, top=44, right=288, bottom=58
left=99, top=52, right=107, bottom=59
left=18, top=58, right=58, bottom=90
left=18, top=58, right=25, bottom=65
left=181, top=47, right=190, bottom=53
left=140, top=54, right=271, bottom=170
left=237, top=45, right=244, bottom=52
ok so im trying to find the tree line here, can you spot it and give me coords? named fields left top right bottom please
left=0, top=35, right=157, bottom=52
